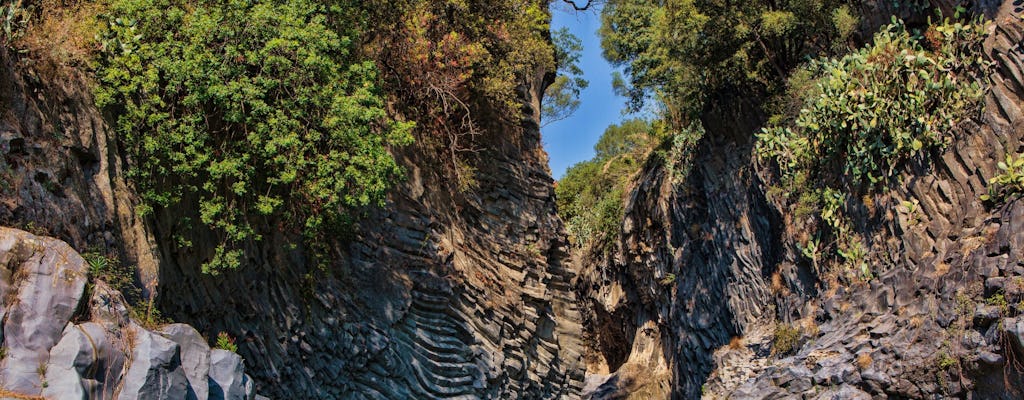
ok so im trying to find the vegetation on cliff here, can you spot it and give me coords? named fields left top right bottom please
left=95, top=0, right=415, bottom=272
left=757, top=17, right=989, bottom=280
left=83, top=0, right=581, bottom=272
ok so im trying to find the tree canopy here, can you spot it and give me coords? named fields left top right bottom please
left=600, top=0, right=856, bottom=120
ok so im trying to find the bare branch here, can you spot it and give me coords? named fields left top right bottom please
left=561, top=0, right=594, bottom=11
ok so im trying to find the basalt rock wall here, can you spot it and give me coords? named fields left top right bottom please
left=0, top=27, right=585, bottom=400
left=578, top=1, right=1024, bottom=399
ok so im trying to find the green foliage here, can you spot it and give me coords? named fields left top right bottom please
left=772, top=323, right=801, bottom=356
left=95, top=0, right=414, bottom=273
left=981, top=153, right=1024, bottom=204
left=660, top=273, right=677, bottom=286
left=83, top=250, right=140, bottom=300
left=986, top=292, right=1010, bottom=315
left=360, top=0, right=560, bottom=191
left=600, top=0, right=854, bottom=118
left=660, top=121, right=704, bottom=184
left=0, top=0, right=31, bottom=47
left=757, top=18, right=988, bottom=281
left=936, top=351, right=957, bottom=369
left=759, top=19, right=988, bottom=186
left=557, top=119, right=657, bottom=250
left=215, top=331, right=237, bottom=353
left=542, top=27, right=588, bottom=125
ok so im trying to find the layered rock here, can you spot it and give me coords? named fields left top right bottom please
left=150, top=77, right=587, bottom=398
left=578, top=1, right=1024, bottom=399
left=0, top=7, right=586, bottom=397
left=0, top=227, right=255, bottom=400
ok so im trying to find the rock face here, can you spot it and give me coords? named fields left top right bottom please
left=0, top=227, right=254, bottom=400
left=0, top=12, right=585, bottom=398
left=150, top=73, right=587, bottom=397
left=578, top=1, right=1024, bottom=399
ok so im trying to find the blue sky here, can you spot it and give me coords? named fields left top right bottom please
left=542, top=4, right=625, bottom=180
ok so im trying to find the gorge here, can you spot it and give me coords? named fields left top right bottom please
left=0, top=0, right=1023, bottom=399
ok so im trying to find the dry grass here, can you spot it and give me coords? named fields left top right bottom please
left=15, top=0, right=105, bottom=78
left=856, top=352, right=873, bottom=370
left=932, top=262, right=951, bottom=278
left=728, top=336, right=744, bottom=350
left=770, top=271, right=791, bottom=296
left=910, top=315, right=925, bottom=329
left=0, top=389, right=47, bottom=400
left=799, top=316, right=820, bottom=337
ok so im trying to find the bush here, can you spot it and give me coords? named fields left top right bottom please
left=758, top=18, right=988, bottom=186
left=981, top=153, right=1024, bottom=204
left=83, top=250, right=140, bottom=300
left=215, top=331, right=237, bottom=353
left=772, top=323, right=801, bottom=356
left=757, top=18, right=988, bottom=280
left=95, top=0, right=414, bottom=273
left=557, top=119, right=657, bottom=250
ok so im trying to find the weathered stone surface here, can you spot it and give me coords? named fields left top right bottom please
left=0, top=227, right=88, bottom=394
left=0, top=228, right=257, bottom=400
left=117, top=324, right=190, bottom=400
left=208, top=349, right=248, bottom=400
left=161, top=323, right=211, bottom=400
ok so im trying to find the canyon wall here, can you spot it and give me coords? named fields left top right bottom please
left=579, top=1, right=1024, bottom=399
left=0, top=29, right=585, bottom=399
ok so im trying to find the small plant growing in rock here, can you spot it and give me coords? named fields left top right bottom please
left=660, top=273, right=677, bottom=286
left=83, top=250, right=140, bottom=301
left=772, top=323, right=801, bottom=356
left=856, top=353, right=873, bottom=370
left=981, top=153, right=1024, bottom=204
left=936, top=351, right=957, bottom=369
left=986, top=293, right=1010, bottom=316
left=216, top=332, right=237, bottom=353
left=36, top=363, right=47, bottom=388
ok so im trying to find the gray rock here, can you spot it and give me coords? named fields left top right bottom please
left=117, top=324, right=190, bottom=400
left=0, top=228, right=88, bottom=394
left=209, top=349, right=248, bottom=400
left=814, top=384, right=872, bottom=400
left=978, top=350, right=1004, bottom=365
left=42, top=323, right=96, bottom=400
left=161, top=323, right=212, bottom=400
left=1004, top=317, right=1024, bottom=353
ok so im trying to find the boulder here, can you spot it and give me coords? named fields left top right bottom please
left=0, top=227, right=88, bottom=394
left=161, top=323, right=212, bottom=400
left=117, top=324, right=190, bottom=400
left=209, top=349, right=249, bottom=400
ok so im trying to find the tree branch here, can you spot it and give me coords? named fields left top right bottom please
left=561, top=0, right=594, bottom=11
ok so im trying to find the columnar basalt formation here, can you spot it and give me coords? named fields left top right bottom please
left=1, top=34, right=585, bottom=397
left=579, top=2, right=1024, bottom=399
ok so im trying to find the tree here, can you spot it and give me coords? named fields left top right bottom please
left=96, top=0, right=413, bottom=273
left=600, top=0, right=855, bottom=119
left=542, top=27, right=589, bottom=126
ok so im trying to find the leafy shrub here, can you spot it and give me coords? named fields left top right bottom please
left=772, top=323, right=801, bottom=356
left=757, top=18, right=988, bottom=280
left=758, top=18, right=989, bottom=186
left=557, top=119, right=657, bottom=250
left=981, top=153, right=1024, bottom=204
left=95, top=0, right=414, bottom=273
